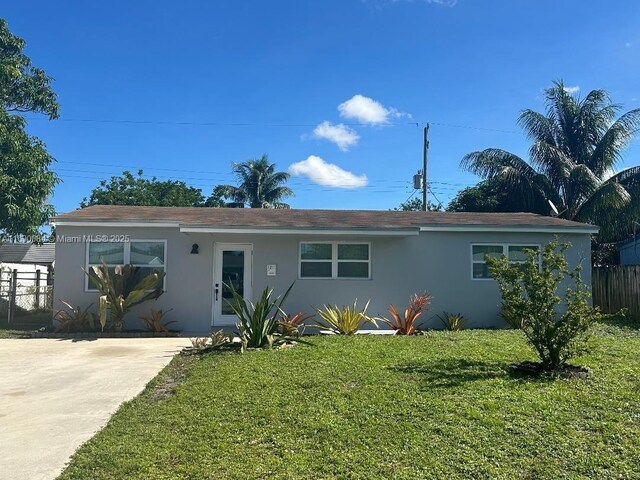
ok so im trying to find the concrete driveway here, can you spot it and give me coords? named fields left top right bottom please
left=0, top=337, right=191, bottom=480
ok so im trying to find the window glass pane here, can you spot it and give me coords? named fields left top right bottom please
left=300, top=261, right=332, bottom=278
left=301, top=243, right=332, bottom=260
left=508, top=245, right=538, bottom=262
left=88, top=242, right=124, bottom=264
left=86, top=266, right=117, bottom=291
left=473, top=263, right=491, bottom=279
left=338, top=244, right=369, bottom=260
left=131, top=241, right=165, bottom=265
left=472, top=245, right=503, bottom=261
left=131, top=267, right=165, bottom=288
left=222, top=250, right=245, bottom=315
left=338, top=262, right=369, bottom=278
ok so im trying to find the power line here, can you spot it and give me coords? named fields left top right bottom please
left=24, top=115, right=521, bottom=134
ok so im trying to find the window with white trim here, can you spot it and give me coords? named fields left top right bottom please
left=299, top=242, right=370, bottom=279
left=471, top=244, right=539, bottom=279
left=86, top=240, right=166, bottom=291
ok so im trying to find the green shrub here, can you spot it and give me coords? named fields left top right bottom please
left=315, top=300, right=376, bottom=335
left=278, top=312, right=313, bottom=337
left=140, top=308, right=175, bottom=333
left=85, top=259, right=165, bottom=332
left=53, top=301, right=96, bottom=333
left=188, top=330, right=230, bottom=352
left=227, top=282, right=295, bottom=350
left=487, top=240, right=600, bottom=371
left=437, top=311, right=467, bottom=331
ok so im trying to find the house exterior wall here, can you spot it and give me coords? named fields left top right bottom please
left=53, top=225, right=592, bottom=333
left=619, top=240, right=640, bottom=265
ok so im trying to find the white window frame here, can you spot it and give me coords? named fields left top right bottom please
left=85, top=239, right=167, bottom=292
left=299, top=241, right=371, bottom=280
left=470, top=243, right=541, bottom=281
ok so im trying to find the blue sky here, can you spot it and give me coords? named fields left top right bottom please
left=5, top=0, right=640, bottom=213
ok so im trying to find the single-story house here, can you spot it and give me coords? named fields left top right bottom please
left=617, top=235, right=640, bottom=265
left=0, top=242, right=55, bottom=286
left=52, top=205, right=598, bottom=333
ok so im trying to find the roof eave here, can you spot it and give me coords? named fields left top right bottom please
left=418, top=225, right=599, bottom=234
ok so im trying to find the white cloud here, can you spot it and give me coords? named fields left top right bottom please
left=563, top=85, right=580, bottom=94
left=288, top=155, right=368, bottom=189
left=338, top=94, right=407, bottom=125
left=312, top=121, right=360, bottom=151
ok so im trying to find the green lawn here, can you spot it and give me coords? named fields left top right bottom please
left=0, top=311, right=51, bottom=338
left=59, top=322, right=640, bottom=479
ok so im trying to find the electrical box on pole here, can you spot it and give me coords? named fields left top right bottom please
left=413, top=172, right=423, bottom=190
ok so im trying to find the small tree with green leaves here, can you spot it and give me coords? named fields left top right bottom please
left=487, top=240, right=599, bottom=372
left=85, top=259, right=165, bottom=332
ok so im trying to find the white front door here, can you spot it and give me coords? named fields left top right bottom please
left=213, top=243, right=253, bottom=326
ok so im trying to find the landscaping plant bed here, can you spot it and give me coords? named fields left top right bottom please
left=29, top=330, right=182, bottom=339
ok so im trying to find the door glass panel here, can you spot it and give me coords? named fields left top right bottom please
left=221, top=250, right=244, bottom=315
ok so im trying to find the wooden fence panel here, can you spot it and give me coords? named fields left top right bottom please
left=592, top=266, right=640, bottom=319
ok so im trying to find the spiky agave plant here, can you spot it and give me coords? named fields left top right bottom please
left=226, top=281, right=295, bottom=350
left=437, top=312, right=467, bottom=331
left=382, top=293, right=432, bottom=335
left=278, top=312, right=314, bottom=337
left=53, top=301, right=95, bottom=333
left=315, top=300, right=376, bottom=335
left=140, top=308, right=175, bottom=333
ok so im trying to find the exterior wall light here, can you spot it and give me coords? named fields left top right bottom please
left=190, top=243, right=199, bottom=254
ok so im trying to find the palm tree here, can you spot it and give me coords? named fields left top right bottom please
left=461, top=81, right=640, bottom=241
left=220, top=155, right=294, bottom=208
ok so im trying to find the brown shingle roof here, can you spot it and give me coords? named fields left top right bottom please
left=53, top=205, right=597, bottom=231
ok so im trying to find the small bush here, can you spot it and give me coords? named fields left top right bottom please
left=278, top=312, right=313, bottom=337
left=315, top=300, right=376, bottom=335
left=140, top=308, right=175, bottom=333
left=54, top=301, right=96, bottom=333
left=437, top=311, right=467, bottom=331
left=227, top=282, right=295, bottom=350
left=382, top=293, right=432, bottom=335
left=487, top=239, right=600, bottom=372
left=188, top=330, right=231, bottom=352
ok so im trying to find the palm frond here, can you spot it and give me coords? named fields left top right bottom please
left=589, top=109, right=640, bottom=177
left=573, top=181, right=631, bottom=230
left=518, top=110, right=558, bottom=145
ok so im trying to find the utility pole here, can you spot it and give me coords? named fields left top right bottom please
left=422, top=123, right=430, bottom=211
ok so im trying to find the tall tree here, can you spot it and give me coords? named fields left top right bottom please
left=0, top=19, right=59, bottom=239
left=81, top=170, right=206, bottom=207
left=447, top=179, right=536, bottom=213
left=461, top=81, right=640, bottom=242
left=219, top=155, right=294, bottom=208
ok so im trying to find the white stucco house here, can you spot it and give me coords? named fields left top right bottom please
left=52, top=205, right=598, bottom=333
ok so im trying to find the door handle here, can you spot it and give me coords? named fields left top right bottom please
left=215, top=283, right=219, bottom=301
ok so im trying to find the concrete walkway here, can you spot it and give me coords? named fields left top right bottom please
left=0, top=337, right=191, bottom=480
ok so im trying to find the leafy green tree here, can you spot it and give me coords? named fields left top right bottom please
left=394, top=198, right=442, bottom=211
left=0, top=19, right=59, bottom=238
left=219, top=155, right=293, bottom=208
left=461, top=81, right=640, bottom=242
left=447, top=179, right=538, bottom=213
left=205, top=185, right=233, bottom=207
left=81, top=170, right=206, bottom=207
left=487, top=240, right=599, bottom=372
